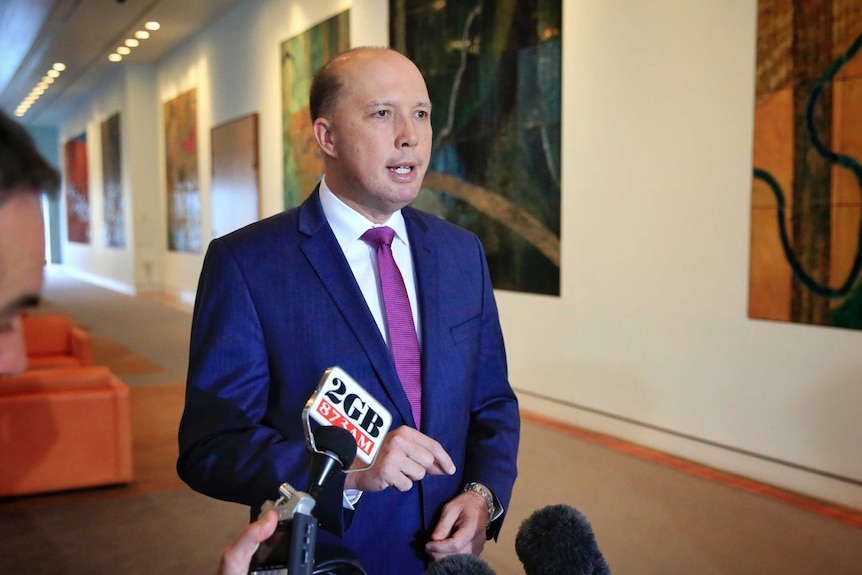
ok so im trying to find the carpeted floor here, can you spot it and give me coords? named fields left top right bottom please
left=2, top=270, right=862, bottom=574
left=0, top=488, right=248, bottom=575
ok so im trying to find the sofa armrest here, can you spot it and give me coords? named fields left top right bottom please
left=69, top=326, right=93, bottom=365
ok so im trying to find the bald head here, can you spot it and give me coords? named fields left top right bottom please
left=309, top=47, right=419, bottom=123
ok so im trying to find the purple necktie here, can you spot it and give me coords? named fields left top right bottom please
left=361, top=226, right=422, bottom=428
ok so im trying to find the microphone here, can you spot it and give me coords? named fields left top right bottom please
left=422, top=554, right=497, bottom=575
left=306, top=425, right=358, bottom=499
left=515, top=504, right=611, bottom=575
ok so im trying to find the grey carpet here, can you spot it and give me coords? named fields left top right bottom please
left=39, top=270, right=192, bottom=386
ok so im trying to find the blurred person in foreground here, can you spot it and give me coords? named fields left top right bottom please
left=0, top=110, right=59, bottom=375
left=178, top=46, right=520, bottom=574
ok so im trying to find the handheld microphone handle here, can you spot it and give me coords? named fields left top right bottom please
left=307, top=452, right=342, bottom=500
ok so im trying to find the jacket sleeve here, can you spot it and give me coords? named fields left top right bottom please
left=462, top=233, right=520, bottom=539
left=176, top=237, right=347, bottom=530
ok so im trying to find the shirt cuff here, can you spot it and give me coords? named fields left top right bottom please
left=343, top=488, right=363, bottom=510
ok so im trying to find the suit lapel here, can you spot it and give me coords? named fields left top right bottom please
left=403, top=209, right=452, bottom=437
left=298, top=191, right=417, bottom=426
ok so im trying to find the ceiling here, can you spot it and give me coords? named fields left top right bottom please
left=0, top=0, right=248, bottom=127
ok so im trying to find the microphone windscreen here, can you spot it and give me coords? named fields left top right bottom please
left=422, top=554, right=497, bottom=575
left=313, top=425, right=358, bottom=467
left=515, top=504, right=610, bottom=575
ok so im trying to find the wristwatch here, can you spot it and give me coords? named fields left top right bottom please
left=464, top=482, right=496, bottom=527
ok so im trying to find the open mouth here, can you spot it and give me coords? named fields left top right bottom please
left=389, top=166, right=413, bottom=174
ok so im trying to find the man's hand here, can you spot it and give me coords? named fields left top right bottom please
left=216, top=510, right=279, bottom=575
left=425, top=491, right=489, bottom=561
left=344, top=426, right=455, bottom=492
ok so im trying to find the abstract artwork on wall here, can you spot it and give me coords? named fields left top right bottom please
left=281, top=10, right=349, bottom=208
left=164, top=88, right=201, bottom=253
left=101, top=113, right=125, bottom=248
left=749, top=0, right=862, bottom=330
left=211, top=113, right=260, bottom=238
left=64, top=132, right=89, bottom=244
left=391, top=0, right=562, bottom=296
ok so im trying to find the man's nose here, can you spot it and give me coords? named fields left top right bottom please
left=396, top=117, right=418, bottom=148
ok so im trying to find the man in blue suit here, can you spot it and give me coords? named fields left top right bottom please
left=178, top=47, right=520, bottom=575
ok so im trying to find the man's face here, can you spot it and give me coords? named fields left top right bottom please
left=314, top=50, right=433, bottom=223
left=0, top=192, right=45, bottom=375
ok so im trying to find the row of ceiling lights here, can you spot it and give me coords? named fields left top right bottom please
left=109, top=21, right=161, bottom=62
left=14, top=63, right=65, bottom=117
left=13, top=21, right=161, bottom=118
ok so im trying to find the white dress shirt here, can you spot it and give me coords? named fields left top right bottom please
left=318, top=177, right=421, bottom=345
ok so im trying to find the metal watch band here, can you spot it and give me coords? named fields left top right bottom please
left=463, top=482, right=496, bottom=526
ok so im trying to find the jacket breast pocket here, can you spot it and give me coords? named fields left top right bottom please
left=450, top=315, right=481, bottom=344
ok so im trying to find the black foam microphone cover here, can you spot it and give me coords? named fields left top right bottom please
left=306, top=426, right=358, bottom=499
left=515, top=504, right=611, bottom=575
left=422, top=554, right=497, bottom=575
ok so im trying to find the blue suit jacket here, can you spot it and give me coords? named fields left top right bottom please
left=177, top=190, right=520, bottom=575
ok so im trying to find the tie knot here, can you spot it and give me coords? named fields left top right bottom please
left=361, top=226, right=396, bottom=249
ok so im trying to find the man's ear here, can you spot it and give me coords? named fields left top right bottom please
left=313, top=118, right=337, bottom=158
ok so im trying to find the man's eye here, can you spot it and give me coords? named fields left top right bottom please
left=374, top=110, right=389, bottom=117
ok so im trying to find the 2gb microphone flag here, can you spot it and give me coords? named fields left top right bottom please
left=304, top=367, right=393, bottom=466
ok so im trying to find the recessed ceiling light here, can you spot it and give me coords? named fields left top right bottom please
left=125, top=38, right=140, bottom=48
left=145, top=21, right=160, bottom=30
left=47, top=69, right=60, bottom=78
left=109, top=53, right=123, bottom=62
left=52, top=62, right=66, bottom=71
left=42, top=76, right=54, bottom=84
left=117, top=46, right=131, bottom=55
left=135, top=30, right=150, bottom=39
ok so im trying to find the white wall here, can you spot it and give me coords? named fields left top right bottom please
left=57, top=0, right=862, bottom=510
left=58, top=67, right=136, bottom=293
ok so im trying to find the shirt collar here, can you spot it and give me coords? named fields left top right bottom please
left=319, top=176, right=409, bottom=249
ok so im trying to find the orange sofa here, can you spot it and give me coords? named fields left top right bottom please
left=22, top=313, right=93, bottom=369
left=0, top=366, right=133, bottom=498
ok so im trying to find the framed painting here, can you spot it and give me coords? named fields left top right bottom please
left=164, top=88, right=201, bottom=253
left=211, top=113, right=260, bottom=238
left=391, top=0, right=563, bottom=296
left=101, top=113, right=124, bottom=248
left=281, top=10, right=349, bottom=208
left=64, top=132, right=89, bottom=244
left=749, top=0, right=862, bottom=329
